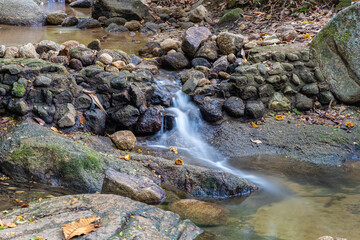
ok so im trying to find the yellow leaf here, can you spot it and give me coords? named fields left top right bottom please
left=169, top=146, right=178, bottom=154
left=8, top=222, right=17, bottom=228
left=175, top=158, right=183, bottom=165
left=50, top=127, right=60, bottom=133
left=62, top=216, right=100, bottom=240
left=251, top=122, right=258, bottom=129
left=303, top=33, right=310, bottom=39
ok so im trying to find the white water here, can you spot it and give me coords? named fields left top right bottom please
left=146, top=77, right=280, bottom=193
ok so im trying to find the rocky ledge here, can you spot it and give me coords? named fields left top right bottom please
left=0, top=194, right=202, bottom=240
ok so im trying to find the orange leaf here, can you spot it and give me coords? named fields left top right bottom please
left=20, top=204, right=29, bottom=208
left=251, top=122, right=258, bottom=129
left=303, top=33, right=310, bottom=39
left=80, top=116, right=86, bottom=125
left=175, top=158, right=183, bottom=165
left=50, top=127, right=60, bottom=133
left=62, top=216, right=100, bottom=240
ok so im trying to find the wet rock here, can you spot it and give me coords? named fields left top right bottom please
left=0, top=0, right=45, bottom=26
left=246, top=100, right=265, bottom=119
left=105, top=23, right=129, bottom=32
left=169, top=199, right=229, bottom=226
left=4, top=47, right=19, bottom=58
left=0, top=194, right=201, bottom=240
left=57, top=103, right=76, bottom=128
left=110, top=130, right=137, bottom=151
left=84, top=109, right=106, bottom=135
left=223, top=96, right=245, bottom=117
left=102, top=168, right=166, bottom=204
left=162, top=52, right=189, bottom=70
left=103, top=17, right=127, bottom=27
left=302, top=83, right=319, bottom=95
left=200, top=97, right=223, bottom=122
left=62, top=16, right=79, bottom=26
left=295, top=93, right=313, bottom=111
left=124, top=20, right=141, bottom=31
left=160, top=39, right=181, bottom=52
left=92, top=0, right=149, bottom=20
left=7, top=98, right=29, bottom=116
left=189, top=5, right=208, bottom=23
left=77, top=18, right=101, bottom=29
left=87, top=39, right=102, bottom=51
left=195, top=41, right=218, bottom=61
left=129, top=85, right=146, bottom=107
left=182, top=70, right=204, bottom=94
left=211, top=56, right=229, bottom=75
left=70, top=0, right=92, bottom=8
left=33, top=105, right=56, bottom=123
left=46, top=10, right=67, bottom=25
left=139, top=42, right=162, bottom=58
left=111, top=105, right=140, bottom=128
left=192, top=57, right=212, bottom=69
left=217, top=32, right=245, bottom=55
left=18, top=43, right=38, bottom=59
left=69, top=46, right=96, bottom=66
left=182, top=26, right=212, bottom=57
left=135, top=107, right=162, bottom=135
left=11, top=80, right=27, bottom=98
left=99, top=53, right=113, bottom=65
left=269, top=92, right=291, bottom=111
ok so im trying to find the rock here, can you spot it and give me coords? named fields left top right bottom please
left=99, top=53, right=113, bottom=65
left=135, top=107, right=162, bottom=135
left=110, top=130, right=136, bottom=150
left=200, top=97, right=223, bottom=122
left=111, top=105, right=140, bottom=128
left=124, top=20, right=141, bottom=31
left=98, top=49, right=130, bottom=64
left=318, top=91, right=334, bottom=105
left=70, top=0, right=92, bottom=8
left=84, top=109, right=107, bottom=135
left=0, top=120, right=256, bottom=196
left=92, top=0, right=149, bottom=20
left=69, top=46, right=96, bottom=66
left=219, top=8, right=243, bottom=25
left=18, top=43, right=38, bottom=59
left=295, top=93, right=313, bottom=111
left=162, top=52, right=189, bottom=70
left=169, top=199, right=229, bottom=226
left=62, top=16, right=79, bottom=26
left=46, top=11, right=67, bottom=25
left=105, top=65, right=119, bottom=72
left=36, top=40, right=64, bottom=54
left=103, top=17, right=127, bottom=26
left=182, top=26, right=212, bottom=57
left=4, top=47, right=18, bottom=58
left=211, top=56, right=229, bottom=75
left=302, top=83, right=319, bottom=95
left=69, top=58, right=83, bottom=70
left=311, top=2, right=360, bottom=104
left=77, top=18, right=101, bottom=29
left=112, top=60, right=126, bottom=69
left=217, top=32, right=245, bottom=55
left=195, top=41, right=218, bottom=61
left=246, top=100, right=265, bottom=119
left=269, top=92, right=291, bottom=111
left=0, top=0, right=45, bottom=26
left=0, top=45, right=5, bottom=57
left=281, top=29, right=298, bottom=41
left=57, top=103, right=77, bottom=128
left=223, top=96, right=245, bottom=117
left=241, top=85, right=258, bottom=100
left=286, top=52, right=299, bottom=61
left=105, top=23, right=129, bottom=32
left=261, top=37, right=281, bottom=46
left=192, top=57, right=212, bottom=68
left=181, top=70, right=204, bottom=93
left=33, top=105, right=56, bottom=123
left=129, top=85, right=146, bottom=107
left=11, top=80, right=27, bottom=98
left=50, top=55, right=69, bottom=65
left=160, top=39, right=181, bottom=52
left=0, top=194, right=201, bottom=239
left=138, top=42, right=162, bottom=58
left=7, top=98, right=29, bottom=116
left=102, top=168, right=166, bottom=204
left=87, top=39, right=102, bottom=51
left=189, top=5, right=208, bottom=23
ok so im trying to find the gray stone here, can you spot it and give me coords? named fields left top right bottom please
left=0, top=45, right=5, bottom=57
left=18, top=43, right=38, bottom=59
left=11, top=79, right=27, bottom=98
left=241, top=85, right=258, bottom=100
left=223, top=96, right=245, bottom=117
left=34, top=76, right=52, bottom=87
left=102, top=168, right=166, bottom=204
left=33, top=104, right=56, bottom=123
left=299, top=70, right=315, bottom=83
left=7, top=98, right=29, bottom=116
left=0, top=0, right=45, bottom=26
left=286, top=53, right=299, bottom=61
left=211, top=56, right=229, bottom=75
left=103, top=17, right=127, bottom=27
left=135, top=107, right=162, bottom=135
left=282, top=63, right=294, bottom=71
left=314, top=69, right=325, bottom=82
left=194, top=41, right=218, bottom=61
left=246, top=100, right=265, bottom=119
left=189, top=5, right=208, bottom=23
left=77, top=18, right=101, bottom=29
left=46, top=10, right=67, bottom=25
left=302, top=83, right=319, bottom=95
left=257, top=64, right=269, bottom=75
left=182, top=27, right=211, bottom=57
left=69, top=46, right=97, bottom=66
left=291, top=73, right=301, bottom=86
left=272, top=51, right=286, bottom=62
left=87, top=39, right=102, bottom=51
left=129, top=85, right=145, bottom=107
left=318, top=91, right=335, bottom=105
left=200, top=97, right=223, bottom=122
left=57, top=103, right=76, bottom=128
left=70, top=0, right=92, bottom=8
left=295, top=93, right=313, bottom=111
left=182, top=77, right=199, bottom=94
left=217, top=32, right=245, bottom=55
left=269, top=62, right=284, bottom=75
left=105, top=23, right=129, bottom=32
left=124, top=20, right=141, bottom=31
left=162, top=52, right=189, bottom=70
left=62, top=16, right=79, bottom=27
left=92, top=0, right=149, bottom=20
left=84, top=109, right=106, bottom=135
left=138, top=42, right=162, bottom=58
left=99, top=53, right=113, bottom=65
left=266, top=75, right=281, bottom=84
left=36, top=40, right=64, bottom=54
left=269, top=92, right=291, bottom=111
left=111, top=105, right=140, bottom=127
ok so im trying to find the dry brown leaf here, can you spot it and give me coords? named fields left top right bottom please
left=7, top=222, right=16, bottom=228
left=33, top=117, right=45, bottom=126
left=62, top=216, right=100, bottom=240
left=80, top=116, right=86, bottom=125
left=82, top=89, right=108, bottom=115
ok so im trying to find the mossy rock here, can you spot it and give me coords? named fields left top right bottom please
left=219, top=8, right=243, bottom=25
left=336, top=0, right=354, bottom=11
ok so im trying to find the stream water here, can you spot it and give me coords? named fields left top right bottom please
left=0, top=1, right=359, bottom=239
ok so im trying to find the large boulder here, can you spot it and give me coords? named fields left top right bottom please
left=92, top=0, right=149, bottom=20
left=311, top=2, right=360, bottom=104
left=102, top=168, right=166, bottom=204
left=0, top=194, right=202, bottom=239
left=134, top=107, right=162, bottom=135
left=0, top=0, right=45, bottom=26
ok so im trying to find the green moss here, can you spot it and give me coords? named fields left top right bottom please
left=335, top=30, right=352, bottom=48
left=11, top=81, right=26, bottom=97
left=219, top=8, right=243, bottom=25
left=336, top=0, right=353, bottom=11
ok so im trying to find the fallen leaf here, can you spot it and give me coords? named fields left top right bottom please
left=50, top=127, right=60, bottom=133
left=62, top=216, right=100, bottom=240
left=7, top=223, right=16, bottom=228
left=20, top=204, right=29, bottom=208
left=33, top=117, right=45, bottom=126
left=251, top=122, right=258, bottom=129
left=70, top=198, right=79, bottom=205
left=82, top=90, right=108, bottom=115
left=80, top=116, right=86, bottom=125
left=175, top=158, right=183, bottom=165
left=250, top=139, right=262, bottom=144
left=169, top=146, right=178, bottom=154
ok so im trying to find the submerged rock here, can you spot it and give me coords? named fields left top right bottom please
left=0, top=194, right=202, bottom=239
left=102, top=168, right=166, bottom=204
